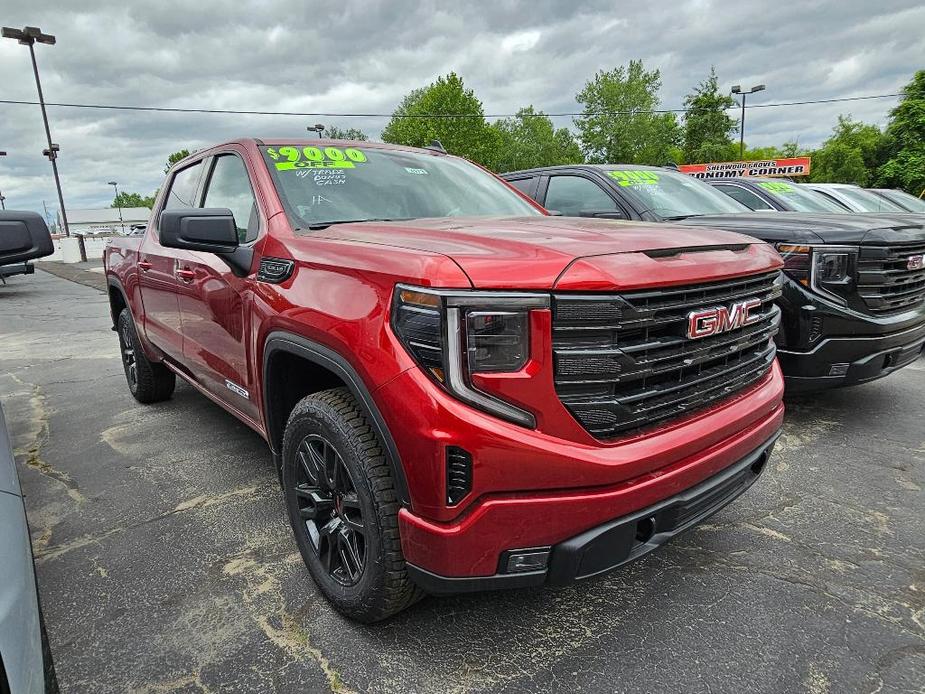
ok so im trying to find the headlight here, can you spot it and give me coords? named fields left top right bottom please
left=391, top=284, right=547, bottom=427
left=776, top=244, right=857, bottom=304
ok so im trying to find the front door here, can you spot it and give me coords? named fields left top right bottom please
left=177, top=151, right=261, bottom=421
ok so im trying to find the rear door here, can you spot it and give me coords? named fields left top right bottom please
left=177, top=149, right=261, bottom=421
left=138, top=160, right=206, bottom=360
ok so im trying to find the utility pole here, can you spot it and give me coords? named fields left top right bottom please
left=108, top=180, right=125, bottom=233
left=0, top=150, right=5, bottom=209
left=2, top=26, right=71, bottom=236
left=730, top=84, right=766, bottom=160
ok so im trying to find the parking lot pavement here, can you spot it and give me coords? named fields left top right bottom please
left=0, top=268, right=923, bottom=694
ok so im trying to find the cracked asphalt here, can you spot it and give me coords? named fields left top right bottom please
left=1, top=268, right=923, bottom=693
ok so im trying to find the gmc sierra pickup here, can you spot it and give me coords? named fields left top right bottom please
left=503, top=165, right=925, bottom=392
left=104, top=139, right=785, bottom=621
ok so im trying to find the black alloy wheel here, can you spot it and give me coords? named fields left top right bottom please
left=292, top=434, right=367, bottom=586
left=119, top=317, right=138, bottom=388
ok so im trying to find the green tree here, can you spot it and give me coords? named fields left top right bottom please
left=489, top=106, right=583, bottom=172
left=682, top=67, right=737, bottom=163
left=324, top=125, right=369, bottom=141
left=810, top=115, right=886, bottom=185
left=574, top=60, right=681, bottom=165
left=381, top=73, right=499, bottom=166
left=112, top=191, right=156, bottom=209
left=878, top=70, right=925, bottom=195
left=164, top=149, right=191, bottom=173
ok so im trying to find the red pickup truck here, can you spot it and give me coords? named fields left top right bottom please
left=104, top=139, right=785, bottom=621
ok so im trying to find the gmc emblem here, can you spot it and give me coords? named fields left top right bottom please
left=908, top=254, right=925, bottom=271
left=687, top=298, right=763, bottom=339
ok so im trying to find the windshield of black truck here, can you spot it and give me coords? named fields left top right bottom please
left=261, top=145, right=541, bottom=228
left=755, top=181, right=849, bottom=213
left=606, top=168, right=749, bottom=218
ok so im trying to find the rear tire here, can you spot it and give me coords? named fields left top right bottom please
left=116, top=308, right=175, bottom=404
left=282, top=387, right=423, bottom=622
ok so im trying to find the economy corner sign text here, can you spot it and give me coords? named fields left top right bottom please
left=679, top=157, right=812, bottom=179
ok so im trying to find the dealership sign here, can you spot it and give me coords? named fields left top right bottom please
left=679, top=156, right=812, bottom=179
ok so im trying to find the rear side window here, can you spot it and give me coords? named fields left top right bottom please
left=202, top=155, right=259, bottom=243
left=165, top=161, right=204, bottom=209
left=715, top=185, right=773, bottom=210
left=506, top=177, right=537, bottom=199
left=545, top=175, right=617, bottom=216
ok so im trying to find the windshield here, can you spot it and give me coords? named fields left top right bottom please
left=261, top=145, right=540, bottom=228
left=878, top=189, right=925, bottom=213
left=755, top=181, right=849, bottom=213
left=831, top=186, right=906, bottom=213
left=607, top=168, right=749, bottom=218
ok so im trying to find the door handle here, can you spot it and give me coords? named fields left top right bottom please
left=138, top=260, right=152, bottom=272
left=176, top=268, right=196, bottom=282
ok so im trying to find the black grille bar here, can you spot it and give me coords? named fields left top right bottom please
left=857, top=243, right=925, bottom=313
left=553, top=271, right=782, bottom=438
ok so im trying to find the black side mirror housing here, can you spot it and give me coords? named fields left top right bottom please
left=159, top=208, right=253, bottom=276
left=0, top=210, right=54, bottom=264
left=579, top=209, right=627, bottom=220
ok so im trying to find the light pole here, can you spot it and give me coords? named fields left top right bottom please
left=306, top=123, right=326, bottom=138
left=108, top=181, right=125, bottom=233
left=0, top=150, right=6, bottom=210
left=2, top=26, right=71, bottom=236
left=731, top=84, right=766, bottom=160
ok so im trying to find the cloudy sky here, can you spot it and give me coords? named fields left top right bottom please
left=1, top=0, right=923, bottom=222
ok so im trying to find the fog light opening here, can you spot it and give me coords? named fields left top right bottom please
left=750, top=454, right=768, bottom=476
left=505, top=548, right=551, bottom=574
left=635, top=517, right=656, bottom=545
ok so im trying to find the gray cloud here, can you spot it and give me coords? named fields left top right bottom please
left=1, top=0, right=922, bottom=220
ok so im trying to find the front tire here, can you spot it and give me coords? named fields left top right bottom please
left=116, top=308, right=175, bottom=404
left=282, top=387, right=422, bottom=622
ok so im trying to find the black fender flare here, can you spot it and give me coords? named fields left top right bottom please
left=262, top=331, right=411, bottom=508
left=106, top=275, right=130, bottom=327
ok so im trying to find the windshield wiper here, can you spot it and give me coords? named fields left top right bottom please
left=661, top=214, right=704, bottom=221
left=303, top=218, right=406, bottom=230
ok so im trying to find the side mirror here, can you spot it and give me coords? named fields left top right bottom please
left=579, top=209, right=627, bottom=220
left=159, top=208, right=253, bottom=277
left=0, top=210, right=54, bottom=264
left=159, top=208, right=239, bottom=253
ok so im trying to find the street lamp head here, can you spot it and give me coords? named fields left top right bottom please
left=751, top=84, right=766, bottom=93
left=108, top=181, right=118, bottom=186
left=2, top=26, right=55, bottom=45
left=731, top=85, right=742, bottom=94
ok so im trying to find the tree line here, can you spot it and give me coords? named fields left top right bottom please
left=114, top=65, right=925, bottom=209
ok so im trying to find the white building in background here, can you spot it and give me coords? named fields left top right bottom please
left=58, top=207, right=152, bottom=235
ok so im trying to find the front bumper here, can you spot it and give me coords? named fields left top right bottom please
left=407, top=431, right=779, bottom=594
left=779, top=321, right=925, bottom=392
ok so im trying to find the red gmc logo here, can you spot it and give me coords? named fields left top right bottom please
left=908, top=254, right=925, bottom=271
left=687, top=298, right=763, bottom=339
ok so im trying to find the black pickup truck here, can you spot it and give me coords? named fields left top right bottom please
left=502, top=165, right=925, bottom=391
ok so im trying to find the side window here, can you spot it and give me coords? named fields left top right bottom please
left=716, top=185, right=772, bottom=210
left=506, top=177, right=536, bottom=199
left=544, top=175, right=617, bottom=217
left=164, top=161, right=204, bottom=209
left=202, top=155, right=259, bottom=243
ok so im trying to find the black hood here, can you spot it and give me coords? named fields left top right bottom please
left=673, top=212, right=925, bottom=246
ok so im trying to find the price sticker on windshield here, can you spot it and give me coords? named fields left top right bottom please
left=267, top=146, right=368, bottom=170
left=607, top=170, right=660, bottom=186
left=758, top=181, right=794, bottom=193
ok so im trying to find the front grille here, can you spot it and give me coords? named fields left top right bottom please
left=857, top=243, right=925, bottom=313
left=553, top=271, right=782, bottom=439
